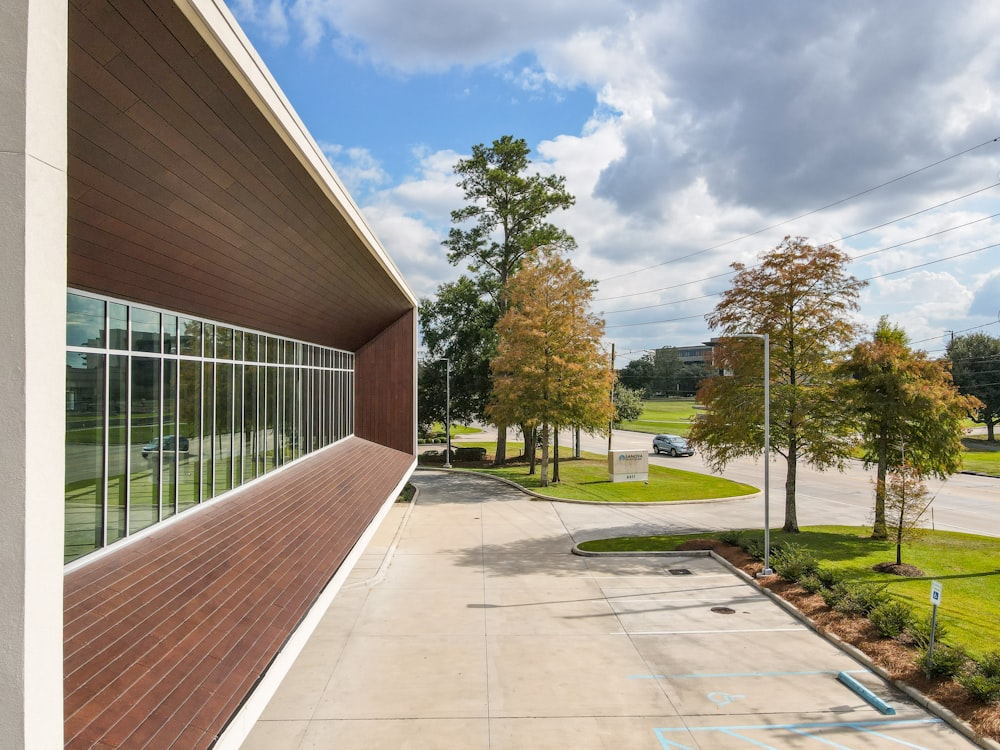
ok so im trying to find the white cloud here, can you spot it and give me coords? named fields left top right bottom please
left=318, top=143, right=389, bottom=196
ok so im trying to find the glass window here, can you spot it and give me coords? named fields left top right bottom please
left=129, top=356, right=160, bottom=534
left=215, top=363, right=233, bottom=494
left=131, top=308, right=160, bottom=353
left=65, top=351, right=104, bottom=563
left=179, top=318, right=201, bottom=357
left=217, top=327, right=233, bottom=360
left=109, top=303, right=128, bottom=351
left=204, top=324, right=215, bottom=360
left=66, top=293, right=105, bottom=349
left=178, top=358, right=201, bottom=512
left=107, top=355, right=128, bottom=543
left=243, top=364, right=258, bottom=482
left=163, top=315, right=178, bottom=355
left=162, top=359, right=177, bottom=519
left=65, top=292, right=357, bottom=562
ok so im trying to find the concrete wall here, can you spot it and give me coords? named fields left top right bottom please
left=0, top=0, right=67, bottom=746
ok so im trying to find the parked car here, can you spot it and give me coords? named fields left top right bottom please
left=652, top=434, right=693, bottom=457
left=142, top=435, right=189, bottom=458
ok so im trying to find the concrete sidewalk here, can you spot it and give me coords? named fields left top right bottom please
left=243, top=470, right=981, bottom=749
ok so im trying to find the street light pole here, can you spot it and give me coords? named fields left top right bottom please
left=734, top=333, right=772, bottom=577
left=440, top=358, right=452, bottom=468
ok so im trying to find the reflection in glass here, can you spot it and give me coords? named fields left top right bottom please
left=129, top=356, right=160, bottom=534
left=65, top=352, right=104, bottom=563
left=243, top=364, right=258, bottom=482
left=66, top=293, right=105, bottom=348
left=178, top=358, right=201, bottom=511
left=66, top=293, right=356, bottom=562
left=162, top=359, right=177, bottom=519
left=163, top=315, right=178, bottom=355
left=201, top=362, right=214, bottom=501
left=215, top=363, right=233, bottom=494
left=131, top=308, right=160, bottom=353
left=179, top=318, right=201, bottom=357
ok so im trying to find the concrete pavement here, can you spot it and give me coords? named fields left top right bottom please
left=243, top=470, right=984, bottom=749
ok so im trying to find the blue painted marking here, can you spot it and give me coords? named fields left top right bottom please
left=653, top=719, right=944, bottom=750
left=707, top=690, right=745, bottom=707
left=787, top=726, right=854, bottom=749
left=630, top=669, right=866, bottom=679
left=837, top=671, right=896, bottom=715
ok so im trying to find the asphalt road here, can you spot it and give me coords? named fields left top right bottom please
left=451, top=426, right=1000, bottom=540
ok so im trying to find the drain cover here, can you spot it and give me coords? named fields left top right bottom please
left=668, top=568, right=692, bottom=575
left=711, top=606, right=736, bottom=614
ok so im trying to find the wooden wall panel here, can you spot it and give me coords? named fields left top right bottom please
left=67, top=0, right=414, bottom=352
left=355, top=309, right=416, bottom=455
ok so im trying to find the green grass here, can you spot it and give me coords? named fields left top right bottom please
left=580, top=526, right=1000, bottom=659
left=618, top=398, right=699, bottom=436
left=444, top=443, right=756, bottom=502
left=961, top=436, right=1000, bottom=475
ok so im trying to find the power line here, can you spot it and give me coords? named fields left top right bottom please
left=594, top=185, right=1000, bottom=303
left=597, top=137, right=1000, bottom=283
left=606, top=242, right=1000, bottom=330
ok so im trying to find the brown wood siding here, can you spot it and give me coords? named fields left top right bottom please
left=68, top=0, right=413, bottom=352
left=64, top=437, right=414, bottom=749
left=355, top=309, right=416, bottom=455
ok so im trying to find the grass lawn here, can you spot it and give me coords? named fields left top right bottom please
left=580, top=526, right=1000, bottom=659
left=961, top=435, right=1000, bottom=475
left=439, top=442, right=757, bottom=502
left=618, top=398, right=699, bottom=436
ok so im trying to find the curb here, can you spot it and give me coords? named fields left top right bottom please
left=575, top=545, right=999, bottom=750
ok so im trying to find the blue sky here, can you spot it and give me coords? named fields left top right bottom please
left=226, top=0, right=1000, bottom=365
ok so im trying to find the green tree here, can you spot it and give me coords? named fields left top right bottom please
left=619, top=355, right=656, bottom=396
left=652, top=347, right=684, bottom=394
left=947, top=333, right=1000, bottom=442
left=689, top=236, right=866, bottom=533
left=838, top=317, right=979, bottom=539
left=428, top=135, right=575, bottom=465
left=489, top=251, right=612, bottom=486
left=418, top=276, right=496, bottom=431
left=613, top=383, right=644, bottom=426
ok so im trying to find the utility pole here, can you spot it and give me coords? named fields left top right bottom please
left=608, top=342, right=615, bottom=452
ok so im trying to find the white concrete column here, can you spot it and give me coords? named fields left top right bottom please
left=0, top=0, right=67, bottom=746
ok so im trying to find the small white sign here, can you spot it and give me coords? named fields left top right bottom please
left=930, top=580, right=943, bottom=606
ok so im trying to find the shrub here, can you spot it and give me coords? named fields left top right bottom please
left=770, top=543, right=820, bottom=582
left=799, top=574, right=825, bottom=594
left=816, top=567, right=843, bottom=589
left=869, top=600, right=915, bottom=639
left=718, top=529, right=744, bottom=546
left=919, top=644, right=968, bottom=680
left=832, top=582, right=890, bottom=617
left=740, top=534, right=766, bottom=560
left=959, top=671, right=1000, bottom=704
left=978, top=651, right=1000, bottom=679
left=821, top=583, right=847, bottom=609
left=907, top=614, right=949, bottom=649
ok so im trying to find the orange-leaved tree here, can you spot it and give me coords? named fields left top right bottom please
left=489, top=249, right=613, bottom=486
left=690, top=236, right=866, bottom=533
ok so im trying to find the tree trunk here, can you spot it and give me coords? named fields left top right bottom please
left=525, top=424, right=536, bottom=475
left=493, top=424, right=508, bottom=467
left=783, top=436, right=799, bottom=533
left=575, top=427, right=581, bottom=458
left=539, top=423, right=550, bottom=487
left=872, top=432, right=889, bottom=540
left=552, top=426, right=560, bottom=483
left=987, top=419, right=996, bottom=442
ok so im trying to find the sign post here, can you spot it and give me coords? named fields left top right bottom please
left=926, top=580, right=942, bottom=677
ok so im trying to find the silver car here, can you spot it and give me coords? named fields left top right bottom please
left=652, top=434, right=693, bottom=457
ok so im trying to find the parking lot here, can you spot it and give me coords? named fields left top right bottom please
left=243, top=470, right=986, bottom=749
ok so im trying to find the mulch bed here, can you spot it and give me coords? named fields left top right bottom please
left=678, top=539, right=1000, bottom=744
